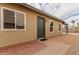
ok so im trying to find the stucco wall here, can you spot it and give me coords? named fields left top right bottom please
left=0, top=3, right=63, bottom=47
left=0, top=4, right=38, bottom=47
left=0, top=6, right=1, bottom=29
left=75, top=27, right=79, bottom=33
left=45, top=16, right=63, bottom=38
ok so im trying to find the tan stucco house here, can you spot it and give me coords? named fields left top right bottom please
left=0, top=3, right=65, bottom=47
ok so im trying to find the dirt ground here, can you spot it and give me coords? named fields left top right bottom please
left=50, top=33, right=79, bottom=55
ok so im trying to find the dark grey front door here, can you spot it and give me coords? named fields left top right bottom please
left=37, top=17, right=45, bottom=39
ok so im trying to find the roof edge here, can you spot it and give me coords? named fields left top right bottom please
left=19, top=3, right=65, bottom=23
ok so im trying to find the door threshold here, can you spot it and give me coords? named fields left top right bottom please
left=38, top=38, right=47, bottom=41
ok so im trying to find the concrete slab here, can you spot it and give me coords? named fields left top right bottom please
left=34, top=41, right=70, bottom=55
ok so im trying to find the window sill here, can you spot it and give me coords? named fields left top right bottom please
left=1, top=29, right=26, bottom=32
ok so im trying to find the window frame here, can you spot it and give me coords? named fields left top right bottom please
left=50, top=22, right=54, bottom=32
left=1, top=6, right=26, bottom=31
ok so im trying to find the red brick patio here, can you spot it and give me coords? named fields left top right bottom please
left=0, top=40, right=46, bottom=55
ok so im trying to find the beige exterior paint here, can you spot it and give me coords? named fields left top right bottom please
left=45, top=16, right=63, bottom=38
left=0, top=3, right=64, bottom=47
left=75, top=27, right=79, bottom=33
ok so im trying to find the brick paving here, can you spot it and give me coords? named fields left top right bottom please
left=0, top=40, right=46, bottom=55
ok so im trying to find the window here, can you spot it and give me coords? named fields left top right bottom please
left=1, top=7, right=26, bottom=30
left=3, top=9, right=15, bottom=29
left=16, top=12, right=24, bottom=29
left=59, top=24, right=61, bottom=31
left=50, top=22, right=53, bottom=31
